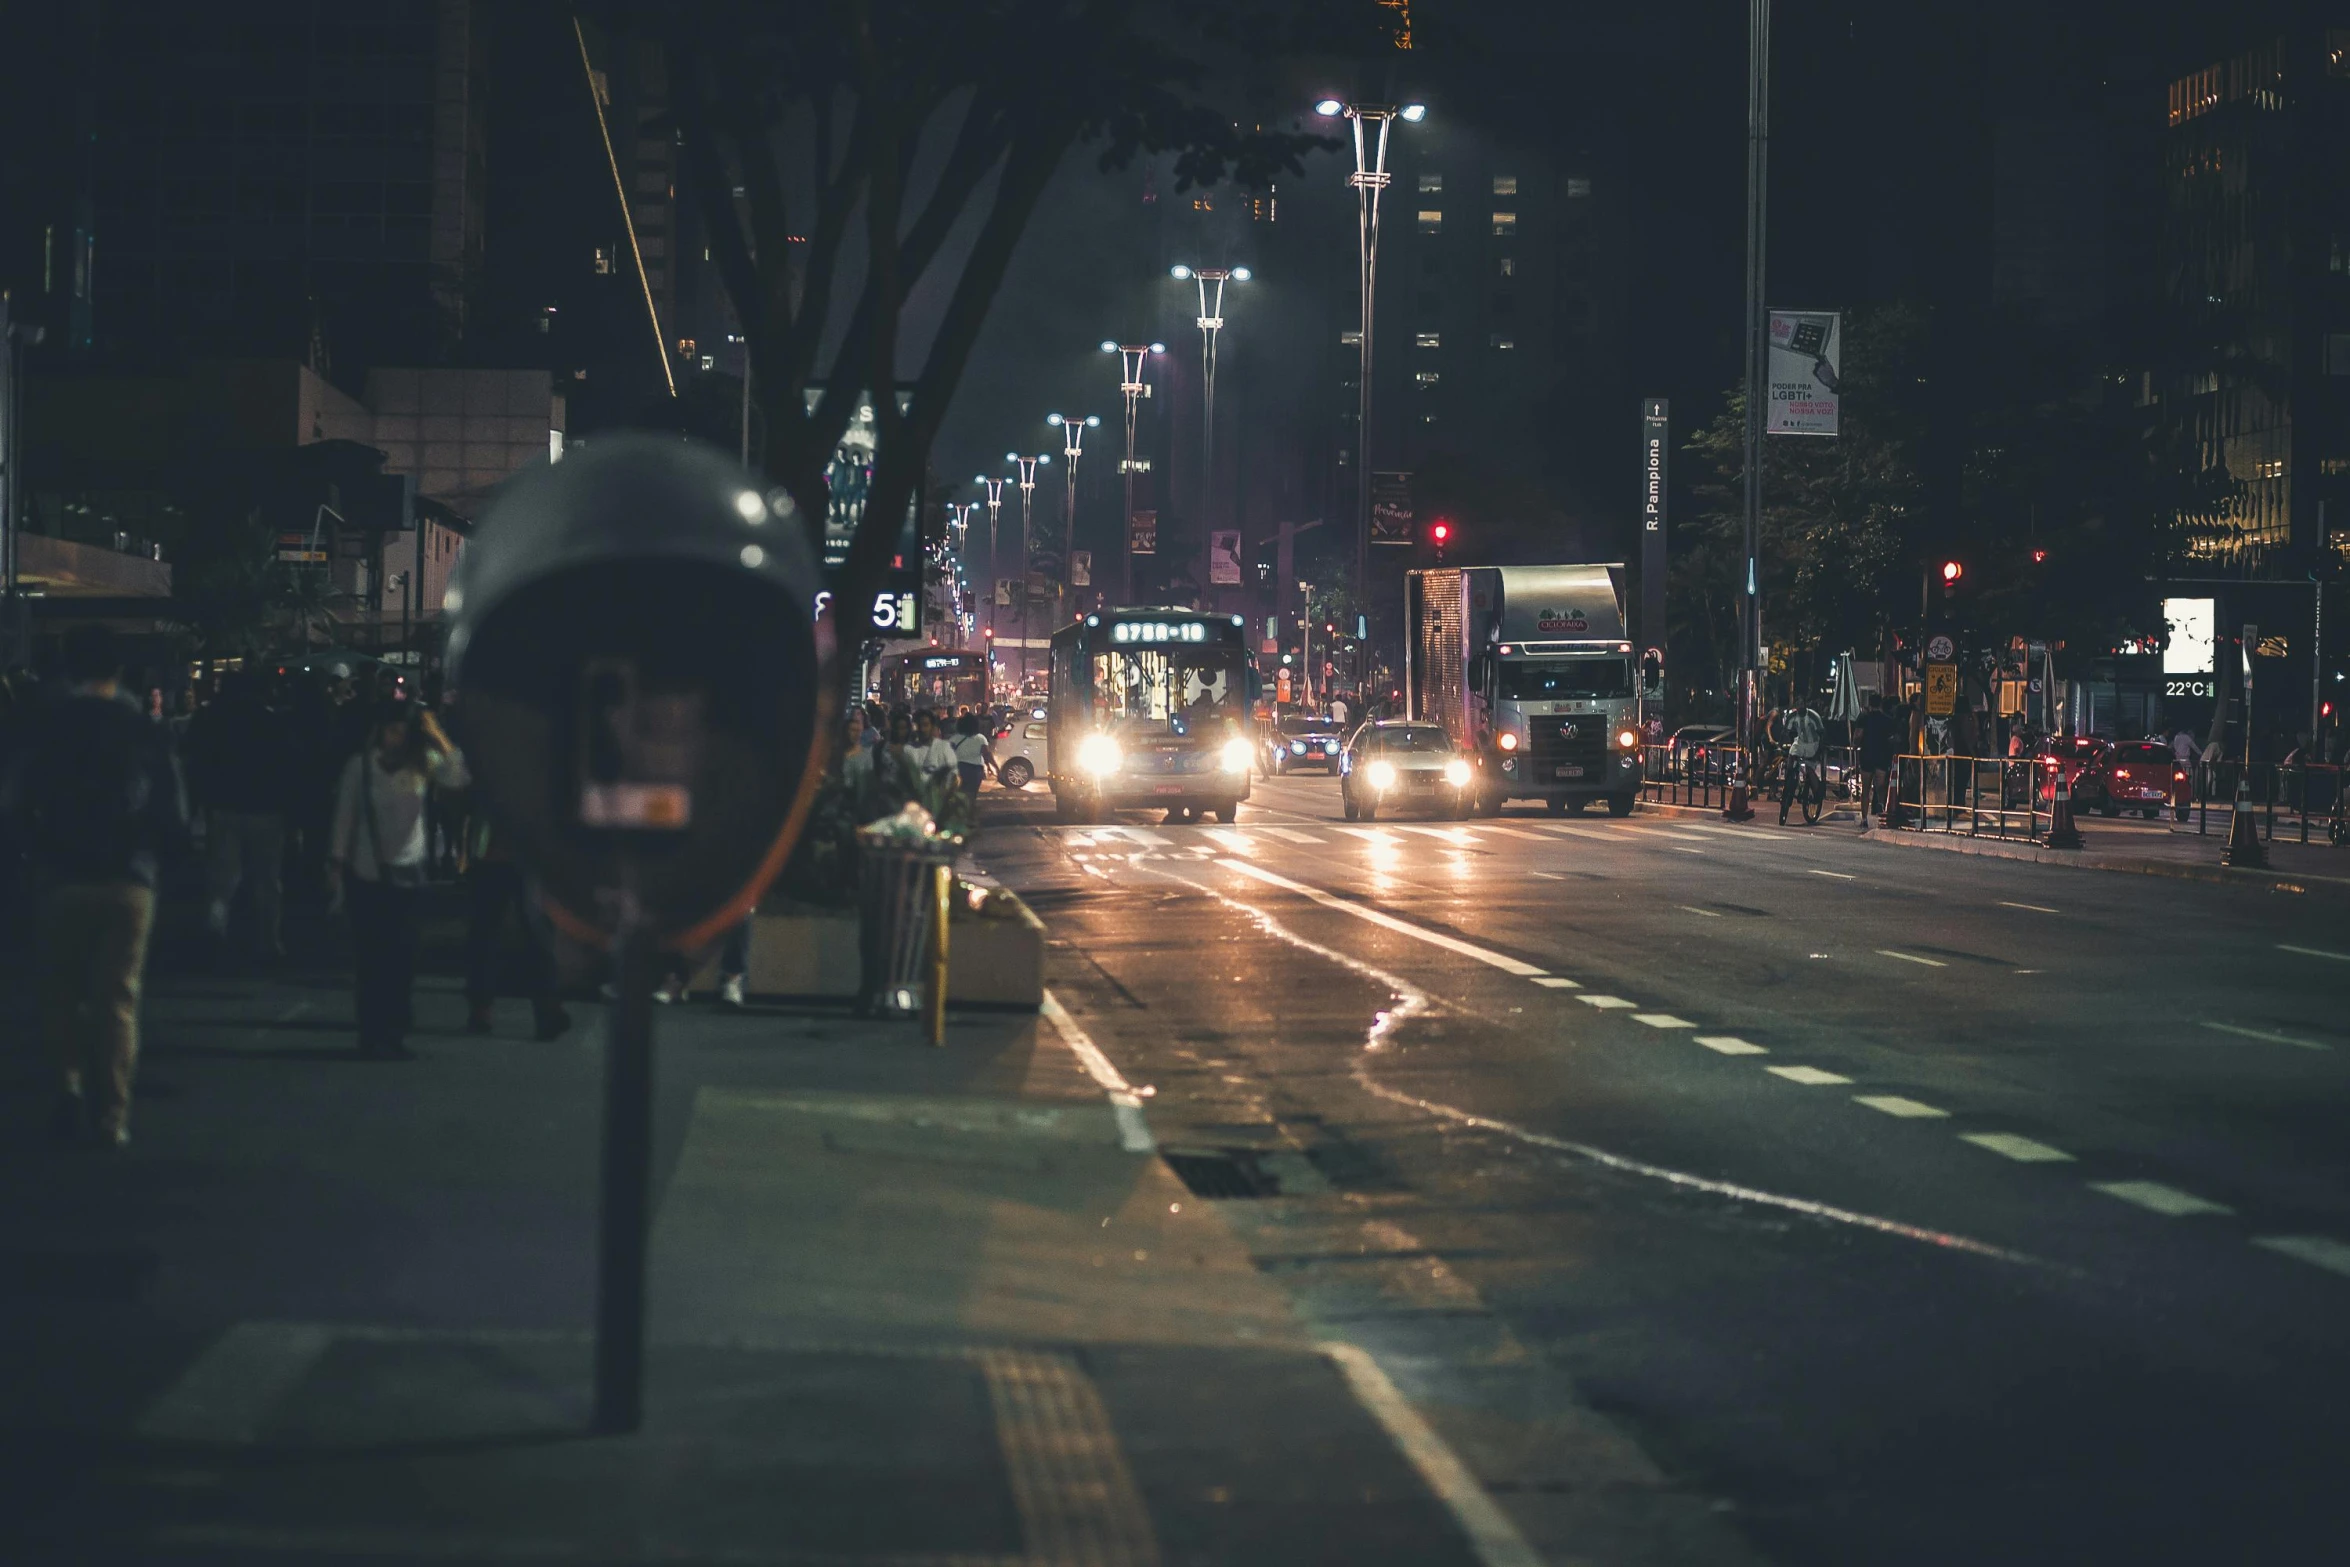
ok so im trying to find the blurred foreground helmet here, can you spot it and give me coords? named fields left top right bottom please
left=446, top=434, right=832, bottom=949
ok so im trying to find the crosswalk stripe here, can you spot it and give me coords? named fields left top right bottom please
left=2088, top=1180, right=2233, bottom=1217
left=1960, top=1131, right=2074, bottom=1163
left=1256, top=827, right=1325, bottom=844
left=1765, top=1065, right=1852, bottom=1086
left=1202, top=829, right=1256, bottom=854
left=1696, top=1035, right=1768, bottom=1055
left=2253, top=1235, right=2350, bottom=1277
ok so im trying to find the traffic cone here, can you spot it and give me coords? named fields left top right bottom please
left=1725, top=753, right=1754, bottom=821
left=2045, top=769, right=2084, bottom=849
left=2222, top=772, right=2268, bottom=868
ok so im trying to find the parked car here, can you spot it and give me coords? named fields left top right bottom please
left=1261, top=713, right=1346, bottom=775
left=993, top=718, right=1050, bottom=789
left=2079, top=739, right=2190, bottom=820
left=2005, top=735, right=2107, bottom=808
left=1667, top=723, right=1737, bottom=780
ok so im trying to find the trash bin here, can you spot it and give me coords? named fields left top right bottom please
left=854, top=804, right=963, bottom=1019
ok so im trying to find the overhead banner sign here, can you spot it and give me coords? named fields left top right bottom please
left=1766, top=311, right=1841, bottom=435
left=1209, top=530, right=1241, bottom=585
left=812, top=388, right=925, bottom=604
left=1071, top=550, right=1091, bottom=587
left=1638, top=397, right=1668, bottom=667
left=1130, top=509, right=1157, bottom=555
left=1370, top=471, right=1414, bottom=544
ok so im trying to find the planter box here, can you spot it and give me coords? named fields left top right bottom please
left=696, top=892, right=1044, bottom=1011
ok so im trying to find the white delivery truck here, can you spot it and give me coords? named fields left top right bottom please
left=1404, top=564, right=1644, bottom=816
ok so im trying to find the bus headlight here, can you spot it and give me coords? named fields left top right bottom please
left=1443, top=758, right=1472, bottom=787
left=1078, top=733, right=1123, bottom=776
left=1366, top=759, right=1398, bottom=791
left=1220, top=737, right=1253, bottom=773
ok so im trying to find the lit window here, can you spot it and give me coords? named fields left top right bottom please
left=700, top=354, right=715, bottom=370
left=1491, top=211, right=1516, bottom=235
left=1418, top=172, right=1442, bottom=192
left=1490, top=334, right=1515, bottom=349
left=1492, top=174, right=1518, bottom=195
left=1416, top=331, right=1441, bottom=349
left=1415, top=370, right=1441, bottom=385
left=677, top=337, right=696, bottom=357
left=1417, top=209, right=1442, bottom=232
left=593, top=247, right=613, bottom=275
left=1191, top=195, right=1213, bottom=211
left=1341, top=329, right=1362, bottom=345
left=1498, top=256, right=1515, bottom=277
left=1566, top=178, right=1592, bottom=198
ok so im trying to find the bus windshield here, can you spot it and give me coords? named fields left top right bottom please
left=1090, top=648, right=1244, bottom=737
left=1498, top=657, right=1632, bottom=700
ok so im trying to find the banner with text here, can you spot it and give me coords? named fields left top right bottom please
left=1639, top=397, right=1669, bottom=671
left=1766, top=311, right=1841, bottom=435
left=1370, top=471, right=1415, bottom=544
left=1129, top=509, right=1157, bottom=555
left=1209, top=530, right=1242, bottom=585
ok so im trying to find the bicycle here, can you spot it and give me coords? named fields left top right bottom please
left=1791, top=753, right=1828, bottom=824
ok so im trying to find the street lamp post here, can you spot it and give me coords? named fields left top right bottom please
left=1315, top=98, right=1423, bottom=700
left=1045, top=412, right=1101, bottom=618
left=972, top=476, right=1007, bottom=696
left=1101, top=340, right=1166, bottom=605
left=1006, top=452, right=1050, bottom=692
left=1739, top=0, right=1771, bottom=746
left=1168, top=266, right=1250, bottom=606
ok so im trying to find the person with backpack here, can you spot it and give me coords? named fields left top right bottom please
left=327, top=702, right=468, bottom=1059
left=0, top=626, right=188, bottom=1146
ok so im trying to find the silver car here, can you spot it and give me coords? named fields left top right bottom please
left=994, top=718, right=1050, bottom=790
left=1340, top=722, right=1475, bottom=821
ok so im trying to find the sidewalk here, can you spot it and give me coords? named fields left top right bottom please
left=0, top=950, right=1498, bottom=1564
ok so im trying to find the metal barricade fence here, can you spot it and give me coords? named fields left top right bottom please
left=2185, top=759, right=2347, bottom=846
left=1890, top=753, right=2049, bottom=841
left=1642, top=741, right=1746, bottom=810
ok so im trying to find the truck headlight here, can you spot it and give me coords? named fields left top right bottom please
left=1497, top=731, right=1519, bottom=752
left=1220, top=737, right=1253, bottom=772
left=1366, top=759, right=1397, bottom=791
left=1443, top=758, right=1472, bottom=786
left=1616, top=729, right=1639, bottom=749
left=1078, top=733, right=1123, bottom=776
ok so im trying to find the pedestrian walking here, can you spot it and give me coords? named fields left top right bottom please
left=1, top=627, right=188, bottom=1146
left=952, top=711, right=990, bottom=800
left=182, top=671, right=293, bottom=959
left=1854, top=693, right=1897, bottom=831
left=909, top=709, right=957, bottom=788
left=328, top=702, right=468, bottom=1058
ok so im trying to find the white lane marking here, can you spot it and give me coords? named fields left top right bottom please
left=1670, top=846, right=1706, bottom=855
left=2254, top=1235, right=2350, bottom=1278
left=1696, top=1035, right=1768, bottom=1056
left=1105, top=825, right=1173, bottom=846
left=1677, top=905, right=1722, bottom=917
left=1396, top=824, right=1478, bottom=844
left=1999, top=900, right=2060, bottom=914
left=1083, top=864, right=1113, bottom=880
left=2201, top=1020, right=2330, bottom=1052
left=1530, top=976, right=1581, bottom=989
left=1530, top=871, right=1566, bottom=880
left=1257, top=827, right=1325, bottom=844
left=1337, top=826, right=1401, bottom=842
left=1765, top=1065, right=1852, bottom=1086
left=1202, top=828, right=1256, bottom=853
left=1674, top=823, right=1757, bottom=839
left=136, top=1321, right=337, bottom=1443
left=1322, top=1343, right=1546, bottom=1567
left=2089, top=1180, right=2233, bottom=1217
left=1632, top=1014, right=1695, bottom=1030
left=1222, top=859, right=1550, bottom=977
left=1577, top=995, right=1638, bottom=1009
left=1040, top=991, right=1154, bottom=1153
left=1140, top=864, right=2045, bottom=1269
left=1807, top=869, right=1856, bottom=881
left=1878, top=949, right=1947, bottom=968
left=1960, top=1132, right=2075, bottom=1163
left=2278, top=943, right=2350, bottom=963
left=1476, top=824, right=1558, bottom=842
left=1854, top=1095, right=1949, bottom=1119
left=1538, top=823, right=1620, bottom=841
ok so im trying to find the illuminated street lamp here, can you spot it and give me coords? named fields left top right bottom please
left=1168, top=265, right=1250, bottom=598
left=1045, top=412, right=1101, bottom=616
left=1314, top=97, right=1424, bottom=688
left=972, top=475, right=1008, bottom=679
left=1006, top=451, right=1052, bottom=687
left=1101, top=340, right=1166, bottom=602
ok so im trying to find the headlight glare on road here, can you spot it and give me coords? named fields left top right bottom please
left=1366, top=759, right=1398, bottom=791
left=1443, top=758, right=1472, bottom=786
left=1078, top=733, right=1123, bottom=776
left=1220, top=737, right=1253, bottom=773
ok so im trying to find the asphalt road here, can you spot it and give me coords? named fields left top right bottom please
left=975, top=772, right=2350, bottom=1565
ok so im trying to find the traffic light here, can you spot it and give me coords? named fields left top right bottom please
left=1431, top=519, right=1452, bottom=564
left=1940, top=559, right=1963, bottom=600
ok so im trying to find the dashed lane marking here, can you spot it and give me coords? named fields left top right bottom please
left=1696, top=1035, right=1768, bottom=1056
left=1039, top=991, right=1155, bottom=1153
left=1960, top=1132, right=2075, bottom=1164
left=1530, top=976, right=1581, bottom=989
left=1676, top=905, right=1722, bottom=917
left=1577, top=995, right=1638, bottom=1009
left=2201, top=1020, right=2331, bottom=1052
left=1807, top=869, right=1856, bottom=881
left=2253, top=1235, right=2350, bottom=1278
left=1322, top=1344, right=1547, bottom=1567
left=1221, top=860, right=1552, bottom=977
left=1999, top=900, right=2060, bottom=914
left=2089, top=1180, right=2233, bottom=1217
left=1670, top=846, right=1706, bottom=855
left=1765, top=1065, right=1852, bottom=1086
left=1877, top=949, right=1947, bottom=968
left=1854, top=1094, right=1949, bottom=1119
left=1530, top=870, right=1566, bottom=880
left=1632, top=1014, right=1695, bottom=1030
left=2278, top=943, right=2350, bottom=963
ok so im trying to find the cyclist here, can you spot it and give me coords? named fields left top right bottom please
left=1773, top=698, right=1826, bottom=826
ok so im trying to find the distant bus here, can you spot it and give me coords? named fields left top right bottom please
left=1046, top=609, right=1256, bottom=823
left=875, top=648, right=988, bottom=712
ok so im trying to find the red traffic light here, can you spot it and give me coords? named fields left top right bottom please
left=1431, top=522, right=1451, bottom=543
left=2029, top=548, right=2047, bottom=564
left=1940, top=560, right=1963, bottom=584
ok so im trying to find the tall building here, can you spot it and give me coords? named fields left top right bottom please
left=2154, top=17, right=2350, bottom=570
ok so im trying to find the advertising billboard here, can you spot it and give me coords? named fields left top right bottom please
left=1766, top=311, right=1841, bottom=435
left=2162, top=597, right=2216, bottom=675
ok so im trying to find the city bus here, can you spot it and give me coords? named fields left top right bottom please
left=1047, top=609, right=1256, bottom=823
left=873, top=648, right=989, bottom=712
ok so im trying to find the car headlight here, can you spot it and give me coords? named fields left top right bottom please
left=1443, top=758, right=1472, bottom=786
left=1290, top=741, right=1306, bottom=754
left=1078, top=733, right=1123, bottom=776
left=1497, top=731, right=1519, bottom=752
left=1616, top=729, right=1639, bottom=749
left=1323, top=740, right=1338, bottom=754
left=1220, top=737, right=1254, bottom=772
left=1366, top=759, right=1397, bottom=791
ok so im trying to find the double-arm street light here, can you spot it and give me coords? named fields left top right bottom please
left=1045, top=412, right=1101, bottom=614
left=1006, top=451, right=1052, bottom=689
left=1101, top=340, right=1166, bottom=603
left=1168, top=265, right=1250, bottom=597
left=1314, top=97, right=1424, bottom=695
left=971, top=476, right=1008, bottom=688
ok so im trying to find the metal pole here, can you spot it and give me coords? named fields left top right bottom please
left=1352, top=114, right=1391, bottom=703
left=1740, top=0, right=1772, bottom=745
left=594, top=920, right=659, bottom=1433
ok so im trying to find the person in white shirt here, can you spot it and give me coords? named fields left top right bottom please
left=327, top=702, right=468, bottom=1058
left=908, top=709, right=958, bottom=787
